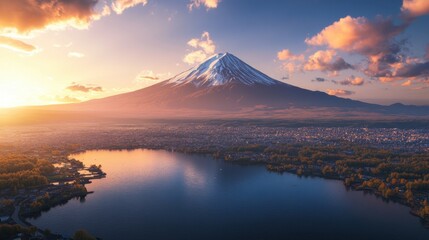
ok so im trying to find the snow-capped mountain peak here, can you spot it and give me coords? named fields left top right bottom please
left=166, top=53, right=280, bottom=87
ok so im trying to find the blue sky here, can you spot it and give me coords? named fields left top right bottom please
left=0, top=0, right=428, bottom=107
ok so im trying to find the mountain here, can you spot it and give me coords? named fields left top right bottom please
left=57, top=53, right=428, bottom=118
left=166, top=52, right=278, bottom=87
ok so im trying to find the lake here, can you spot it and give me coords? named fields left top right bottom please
left=29, top=149, right=429, bottom=240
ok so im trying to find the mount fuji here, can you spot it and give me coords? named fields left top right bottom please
left=61, top=53, right=427, bottom=117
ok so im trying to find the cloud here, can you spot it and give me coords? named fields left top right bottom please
left=305, top=16, right=405, bottom=57
left=401, top=80, right=412, bottom=86
left=68, top=51, right=85, bottom=58
left=112, top=0, right=148, bottom=14
left=326, top=89, right=355, bottom=96
left=0, top=0, right=150, bottom=57
left=140, top=76, right=159, bottom=80
left=281, top=62, right=298, bottom=74
left=66, top=83, right=103, bottom=92
left=394, top=61, right=429, bottom=78
left=188, top=0, right=220, bottom=11
left=91, top=4, right=112, bottom=21
left=304, top=50, right=353, bottom=73
left=0, top=0, right=100, bottom=34
left=276, top=3, right=429, bottom=88
left=55, top=95, right=81, bottom=103
left=183, top=31, right=216, bottom=65
left=0, top=0, right=153, bottom=33
left=277, top=49, right=304, bottom=61
left=0, top=36, right=37, bottom=53
left=305, top=15, right=429, bottom=83
left=339, top=76, right=365, bottom=86
left=183, top=50, right=208, bottom=65
left=312, top=77, right=327, bottom=82
left=401, top=0, right=429, bottom=19
left=187, top=32, right=216, bottom=54
left=136, top=70, right=172, bottom=81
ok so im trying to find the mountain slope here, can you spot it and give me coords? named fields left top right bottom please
left=166, top=52, right=278, bottom=86
left=61, top=53, right=427, bottom=117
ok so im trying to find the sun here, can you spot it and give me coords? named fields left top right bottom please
left=0, top=90, right=22, bottom=108
left=0, top=81, right=38, bottom=108
left=0, top=84, right=25, bottom=108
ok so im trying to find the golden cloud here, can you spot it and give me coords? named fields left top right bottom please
left=55, top=95, right=81, bottom=103
left=0, top=36, right=37, bottom=53
left=188, top=0, right=220, bottom=11
left=184, top=31, right=216, bottom=65
left=0, top=0, right=153, bottom=56
left=183, top=50, right=208, bottom=65
left=401, top=80, right=412, bottom=86
left=66, top=83, right=103, bottom=92
left=0, top=0, right=100, bottom=34
left=187, top=32, right=216, bottom=55
left=112, top=0, right=148, bottom=14
left=326, top=89, right=355, bottom=96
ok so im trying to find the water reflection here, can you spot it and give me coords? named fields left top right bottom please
left=28, top=149, right=429, bottom=240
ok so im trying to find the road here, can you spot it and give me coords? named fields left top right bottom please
left=11, top=205, right=29, bottom=227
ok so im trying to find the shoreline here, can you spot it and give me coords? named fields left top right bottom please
left=68, top=146, right=429, bottom=228
left=3, top=142, right=429, bottom=238
left=2, top=162, right=106, bottom=239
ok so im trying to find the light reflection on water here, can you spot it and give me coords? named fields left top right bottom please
left=29, top=149, right=429, bottom=240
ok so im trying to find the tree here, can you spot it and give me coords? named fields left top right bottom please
left=73, top=229, right=97, bottom=240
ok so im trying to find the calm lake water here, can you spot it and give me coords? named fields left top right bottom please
left=29, top=149, right=429, bottom=240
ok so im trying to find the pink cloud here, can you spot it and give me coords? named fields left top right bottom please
left=305, top=15, right=429, bottom=84
left=305, top=16, right=404, bottom=57
left=339, top=76, right=365, bottom=86
left=304, top=50, right=353, bottom=74
left=277, top=49, right=304, bottom=61
left=402, top=0, right=429, bottom=18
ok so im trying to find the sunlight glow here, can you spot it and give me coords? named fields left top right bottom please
left=0, top=80, right=40, bottom=108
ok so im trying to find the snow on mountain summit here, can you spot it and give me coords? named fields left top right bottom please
left=166, top=53, right=280, bottom=87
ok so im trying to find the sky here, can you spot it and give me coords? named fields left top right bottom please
left=0, top=0, right=428, bottom=107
